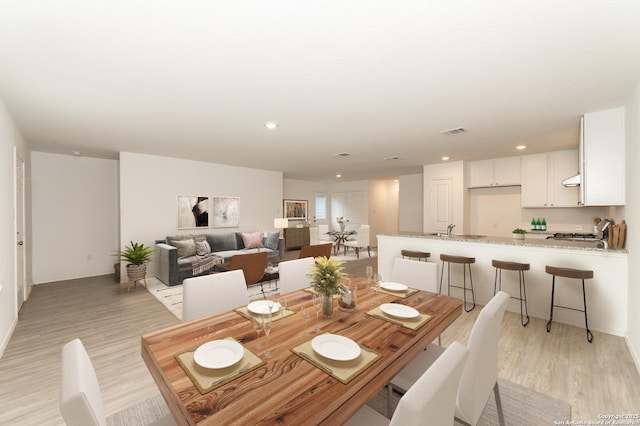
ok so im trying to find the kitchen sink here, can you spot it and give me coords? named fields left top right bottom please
left=427, top=233, right=486, bottom=239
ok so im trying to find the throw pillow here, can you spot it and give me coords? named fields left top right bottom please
left=241, top=231, right=265, bottom=249
left=195, top=240, right=211, bottom=256
left=264, top=231, right=280, bottom=251
left=173, top=239, right=197, bottom=258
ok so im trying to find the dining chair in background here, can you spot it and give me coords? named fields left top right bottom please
left=388, top=291, right=510, bottom=426
left=345, top=342, right=469, bottom=426
left=278, top=257, right=314, bottom=293
left=182, top=270, right=249, bottom=322
left=227, top=251, right=268, bottom=286
left=310, top=226, right=338, bottom=255
left=298, top=243, right=333, bottom=259
left=60, top=338, right=174, bottom=426
left=343, top=224, right=371, bottom=259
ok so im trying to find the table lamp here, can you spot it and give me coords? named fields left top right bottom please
left=274, top=218, right=289, bottom=238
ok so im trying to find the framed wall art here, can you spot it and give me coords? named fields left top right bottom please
left=211, top=196, right=240, bottom=228
left=177, top=196, right=209, bottom=229
left=283, top=199, right=307, bottom=220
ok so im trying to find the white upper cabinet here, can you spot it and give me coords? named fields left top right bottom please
left=521, top=150, right=580, bottom=208
left=468, top=157, right=521, bottom=188
left=581, top=107, right=625, bottom=206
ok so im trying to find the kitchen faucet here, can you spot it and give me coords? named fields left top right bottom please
left=447, top=224, right=455, bottom=235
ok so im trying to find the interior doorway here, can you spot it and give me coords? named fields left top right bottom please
left=15, top=149, right=26, bottom=311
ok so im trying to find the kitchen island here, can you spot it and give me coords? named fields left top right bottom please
left=378, top=233, right=628, bottom=336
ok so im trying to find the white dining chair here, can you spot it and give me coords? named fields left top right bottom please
left=387, top=291, right=510, bottom=426
left=343, top=224, right=371, bottom=259
left=182, top=270, right=249, bottom=322
left=390, top=258, right=438, bottom=293
left=345, top=342, right=469, bottom=426
left=316, top=224, right=338, bottom=254
left=390, top=257, right=442, bottom=350
left=278, top=257, right=314, bottom=293
left=60, top=338, right=174, bottom=426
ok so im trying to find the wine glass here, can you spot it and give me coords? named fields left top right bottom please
left=301, top=306, right=311, bottom=335
left=312, top=294, right=322, bottom=333
left=375, top=273, right=383, bottom=292
left=366, top=265, right=373, bottom=282
left=262, top=309, right=273, bottom=358
left=253, top=316, right=263, bottom=349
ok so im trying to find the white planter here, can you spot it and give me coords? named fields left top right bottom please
left=512, top=233, right=525, bottom=240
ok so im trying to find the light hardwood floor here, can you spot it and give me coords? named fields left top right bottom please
left=1, top=261, right=639, bottom=425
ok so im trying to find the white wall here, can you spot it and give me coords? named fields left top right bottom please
left=31, top=152, right=119, bottom=284
left=623, top=79, right=640, bottom=372
left=398, top=173, right=423, bottom=233
left=369, top=179, right=399, bottom=247
left=120, top=152, right=283, bottom=280
left=469, top=186, right=610, bottom=237
left=0, top=98, right=29, bottom=358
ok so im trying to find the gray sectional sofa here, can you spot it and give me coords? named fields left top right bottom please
left=155, top=231, right=284, bottom=286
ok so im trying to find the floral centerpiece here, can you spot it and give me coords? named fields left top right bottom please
left=336, top=216, right=349, bottom=232
left=308, top=256, right=347, bottom=317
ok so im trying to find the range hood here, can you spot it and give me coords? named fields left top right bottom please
left=562, top=173, right=581, bottom=187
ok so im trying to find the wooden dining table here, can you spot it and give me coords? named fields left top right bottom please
left=141, top=276, right=463, bottom=425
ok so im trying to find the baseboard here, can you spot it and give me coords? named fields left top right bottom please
left=625, top=335, right=640, bottom=376
left=0, top=316, right=18, bottom=360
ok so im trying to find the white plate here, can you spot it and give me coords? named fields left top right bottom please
left=247, top=300, right=281, bottom=315
left=380, top=281, right=409, bottom=292
left=311, top=334, right=361, bottom=361
left=380, top=303, right=420, bottom=319
left=194, top=340, right=244, bottom=369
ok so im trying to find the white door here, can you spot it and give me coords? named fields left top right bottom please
left=429, top=178, right=453, bottom=233
left=15, top=150, right=26, bottom=310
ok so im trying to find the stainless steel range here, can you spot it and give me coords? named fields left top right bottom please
left=546, top=232, right=607, bottom=249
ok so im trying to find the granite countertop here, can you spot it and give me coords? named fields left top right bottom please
left=379, top=232, right=628, bottom=253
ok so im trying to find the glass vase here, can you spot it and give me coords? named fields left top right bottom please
left=321, top=294, right=334, bottom=318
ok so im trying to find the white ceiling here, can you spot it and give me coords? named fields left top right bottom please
left=1, top=1, right=639, bottom=182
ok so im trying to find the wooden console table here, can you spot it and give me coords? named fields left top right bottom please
left=283, top=227, right=310, bottom=250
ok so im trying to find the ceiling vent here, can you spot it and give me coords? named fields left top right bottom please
left=440, top=127, right=467, bottom=136
left=384, top=156, right=400, bottom=160
left=333, top=152, right=352, bottom=157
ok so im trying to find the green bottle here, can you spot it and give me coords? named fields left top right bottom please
left=541, top=218, right=547, bottom=231
left=531, top=218, right=536, bottom=231
left=536, top=218, right=541, bottom=230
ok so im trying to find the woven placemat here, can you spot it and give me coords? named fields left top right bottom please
left=175, top=337, right=265, bottom=394
left=375, top=286, right=419, bottom=299
left=291, top=335, right=381, bottom=384
left=234, top=305, right=296, bottom=322
left=366, top=306, right=432, bottom=330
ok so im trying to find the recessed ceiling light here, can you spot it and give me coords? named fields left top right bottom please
left=516, top=145, right=527, bottom=150
left=264, top=122, right=278, bottom=129
left=336, top=174, right=342, bottom=178
left=441, top=156, right=450, bottom=161
left=72, top=151, right=81, bottom=156
left=333, top=152, right=352, bottom=157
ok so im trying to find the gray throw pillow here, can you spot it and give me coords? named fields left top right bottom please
left=173, top=239, right=197, bottom=258
left=195, top=240, right=210, bottom=256
left=264, top=231, right=280, bottom=250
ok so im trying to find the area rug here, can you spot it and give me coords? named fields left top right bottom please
left=367, top=378, right=571, bottom=425
left=332, top=249, right=377, bottom=262
left=146, top=277, right=277, bottom=321
left=107, top=394, right=170, bottom=426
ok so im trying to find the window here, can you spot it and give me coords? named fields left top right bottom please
left=315, top=193, right=327, bottom=220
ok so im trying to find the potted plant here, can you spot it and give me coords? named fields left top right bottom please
left=512, top=228, right=527, bottom=240
left=307, top=256, right=347, bottom=317
left=114, top=241, right=154, bottom=285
